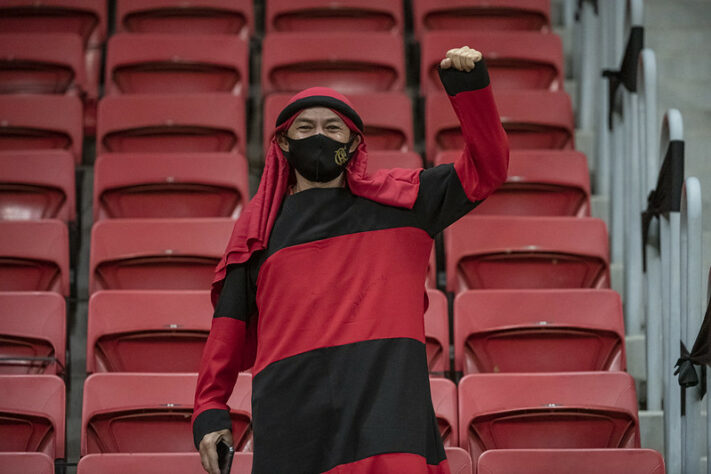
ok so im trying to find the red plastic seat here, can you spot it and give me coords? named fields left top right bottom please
left=0, top=95, right=83, bottom=164
left=366, top=151, right=423, bottom=175
left=78, top=452, right=254, bottom=474
left=477, top=449, right=665, bottom=474
left=0, top=220, right=70, bottom=296
left=97, top=94, right=246, bottom=155
left=93, top=152, right=249, bottom=221
left=0, top=150, right=76, bottom=222
left=0, top=375, right=66, bottom=460
left=0, top=292, right=66, bottom=376
left=105, top=33, right=249, bottom=96
left=81, top=373, right=252, bottom=455
left=445, top=216, right=610, bottom=293
left=435, top=150, right=590, bottom=216
left=413, top=0, right=551, bottom=38
left=458, top=372, right=640, bottom=467
left=89, top=218, right=233, bottom=294
left=262, top=32, right=405, bottom=95
left=454, top=289, right=626, bottom=375
left=263, top=92, right=414, bottom=153
left=0, top=452, right=54, bottom=474
left=430, top=377, right=458, bottom=447
left=425, top=90, right=574, bottom=160
left=86, top=290, right=212, bottom=373
left=421, top=31, right=564, bottom=95
left=266, top=0, right=403, bottom=34
left=116, top=0, right=253, bottom=38
left=446, top=447, right=473, bottom=474
left=0, top=33, right=85, bottom=95
left=425, top=289, right=449, bottom=374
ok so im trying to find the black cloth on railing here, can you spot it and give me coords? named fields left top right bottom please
left=675, top=299, right=711, bottom=412
left=603, top=26, right=644, bottom=129
left=575, top=0, right=599, bottom=20
left=641, top=140, right=685, bottom=271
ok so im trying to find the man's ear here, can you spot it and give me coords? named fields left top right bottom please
left=349, top=134, right=361, bottom=153
left=277, top=133, right=289, bottom=152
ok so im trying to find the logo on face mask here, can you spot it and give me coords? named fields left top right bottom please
left=334, top=145, right=349, bottom=166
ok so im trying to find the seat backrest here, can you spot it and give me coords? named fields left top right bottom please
left=445, top=447, right=473, bottom=474
left=0, top=220, right=70, bottom=296
left=413, top=0, right=551, bottom=38
left=0, top=95, right=83, bottom=164
left=116, top=0, right=253, bottom=38
left=89, top=218, right=234, bottom=294
left=105, top=33, right=249, bottom=96
left=0, top=150, right=76, bottom=222
left=445, top=215, right=610, bottom=293
left=0, top=0, right=107, bottom=47
left=453, top=289, right=626, bottom=374
left=97, top=94, right=246, bottom=154
left=81, top=373, right=252, bottom=455
left=430, top=377, right=458, bottom=447
left=477, top=449, right=665, bottom=474
left=421, top=30, right=563, bottom=95
left=0, top=291, right=66, bottom=376
left=0, top=375, right=66, bottom=459
left=87, top=290, right=212, bottom=373
left=261, top=32, right=405, bottom=94
left=78, top=452, right=254, bottom=473
left=0, top=452, right=55, bottom=474
left=93, top=152, right=249, bottom=221
left=424, top=289, right=449, bottom=374
left=266, top=0, right=403, bottom=33
left=458, top=372, right=640, bottom=465
left=435, top=149, right=590, bottom=216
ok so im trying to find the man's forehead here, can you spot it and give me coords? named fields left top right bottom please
left=293, top=107, right=344, bottom=123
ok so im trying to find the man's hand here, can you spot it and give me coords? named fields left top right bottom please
left=440, top=46, right=483, bottom=72
left=199, top=428, right=234, bottom=474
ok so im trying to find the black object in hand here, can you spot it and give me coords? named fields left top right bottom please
left=216, top=438, right=235, bottom=474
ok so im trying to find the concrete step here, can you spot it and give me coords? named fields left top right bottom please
left=591, top=194, right=609, bottom=228
left=639, top=410, right=665, bottom=453
left=574, top=128, right=595, bottom=169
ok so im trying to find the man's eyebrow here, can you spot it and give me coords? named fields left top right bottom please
left=324, top=118, right=345, bottom=125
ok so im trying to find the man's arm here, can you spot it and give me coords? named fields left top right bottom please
left=413, top=47, right=510, bottom=236
left=193, top=263, right=255, bottom=474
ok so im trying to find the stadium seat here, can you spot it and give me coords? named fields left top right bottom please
left=89, top=218, right=233, bottom=294
left=97, top=94, right=246, bottom=155
left=261, top=32, right=406, bottom=94
left=0, top=95, right=83, bottom=164
left=445, top=216, right=610, bottom=293
left=453, top=289, right=626, bottom=375
left=0, top=452, right=54, bottom=474
left=266, top=0, right=403, bottom=34
left=434, top=150, right=590, bottom=216
left=0, top=220, right=70, bottom=296
left=86, top=290, right=211, bottom=373
left=0, top=292, right=66, bottom=376
left=105, top=33, right=249, bottom=96
left=78, top=452, right=254, bottom=474
left=0, top=375, right=66, bottom=460
left=425, top=289, right=449, bottom=374
left=0, top=33, right=85, bottom=95
left=0, top=150, right=76, bottom=222
left=263, top=92, right=414, bottom=153
left=425, top=91, right=575, bottom=160
left=446, top=447, right=473, bottom=474
left=413, top=0, right=551, bottom=37
left=430, top=377, right=458, bottom=447
left=421, top=31, right=564, bottom=95
left=93, top=152, right=249, bottom=221
left=81, top=373, right=252, bottom=455
left=366, top=151, right=423, bottom=174
left=477, top=449, right=665, bottom=474
left=458, top=372, right=641, bottom=466
left=116, top=0, right=253, bottom=38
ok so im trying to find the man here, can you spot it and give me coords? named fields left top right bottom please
left=193, top=46, right=509, bottom=474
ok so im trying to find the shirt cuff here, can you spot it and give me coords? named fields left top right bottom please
left=437, top=58, right=491, bottom=96
left=193, top=408, right=232, bottom=450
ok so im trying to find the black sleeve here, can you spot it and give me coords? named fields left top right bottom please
left=212, top=261, right=258, bottom=320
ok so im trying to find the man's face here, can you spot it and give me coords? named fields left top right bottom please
left=278, top=107, right=360, bottom=153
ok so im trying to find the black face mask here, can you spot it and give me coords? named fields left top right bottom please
left=283, top=134, right=355, bottom=183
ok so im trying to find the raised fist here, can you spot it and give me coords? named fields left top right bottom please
left=440, top=46, right=483, bottom=72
